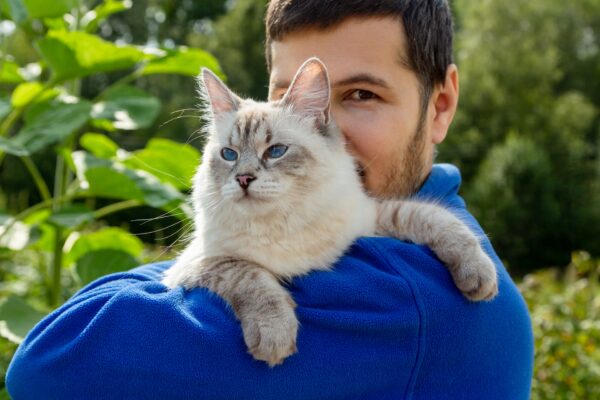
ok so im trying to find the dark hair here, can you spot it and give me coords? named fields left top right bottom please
left=265, top=0, right=454, bottom=106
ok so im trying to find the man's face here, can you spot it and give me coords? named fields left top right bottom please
left=269, top=17, right=456, bottom=198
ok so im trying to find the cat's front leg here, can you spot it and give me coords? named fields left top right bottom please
left=376, top=200, right=498, bottom=301
left=163, top=257, right=298, bottom=367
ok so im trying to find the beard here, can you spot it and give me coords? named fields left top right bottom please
left=377, top=108, right=430, bottom=199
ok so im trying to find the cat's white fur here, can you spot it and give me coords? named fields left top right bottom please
left=164, top=103, right=377, bottom=283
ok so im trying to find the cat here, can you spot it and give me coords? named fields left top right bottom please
left=162, top=58, right=498, bottom=367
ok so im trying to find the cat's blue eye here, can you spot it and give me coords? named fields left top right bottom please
left=221, top=147, right=238, bottom=162
left=266, top=144, right=288, bottom=159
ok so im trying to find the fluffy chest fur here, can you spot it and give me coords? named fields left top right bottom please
left=193, top=150, right=377, bottom=279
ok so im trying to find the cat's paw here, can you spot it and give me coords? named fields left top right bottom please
left=452, top=248, right=498, bottom=302
left=240, top=304, right=299, bottom=367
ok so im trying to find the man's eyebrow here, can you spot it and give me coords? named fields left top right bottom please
left=331, top=74, right=391, bottom=89
left=271, top=73, right=391, bottom=92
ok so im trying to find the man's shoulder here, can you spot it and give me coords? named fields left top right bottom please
left=318, top=235, right=534, bottom=399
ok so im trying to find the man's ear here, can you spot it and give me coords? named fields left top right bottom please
left=431, top=64, right=459, bottom=144
left=198, top=68, right=241, bottom=120
left=281, top=57, right=331, bottom=126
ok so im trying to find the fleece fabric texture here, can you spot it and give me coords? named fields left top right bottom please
left=6, top=164, right=534, bottom=400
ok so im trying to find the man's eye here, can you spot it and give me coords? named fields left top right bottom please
left=348, top=90, right=377, bottom=101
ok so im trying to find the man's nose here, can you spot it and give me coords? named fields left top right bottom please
left=236, top=174, right=256, bottom=189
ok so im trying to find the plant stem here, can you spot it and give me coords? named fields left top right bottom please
left=0, top=195, right=78, bottom=243
left=50, top=155, right=66, bottom=307
left=21, top=156, right=52, bottom=202
left=0, top=109, right=21, bottom=138
left=50, top=229, right=65, bottom=307
left=93, top=199, right=142, bottom=220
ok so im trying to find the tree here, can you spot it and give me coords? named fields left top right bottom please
left=191, top=0, right=270, bottom=99
left=440, top=0, right=600, bottom=271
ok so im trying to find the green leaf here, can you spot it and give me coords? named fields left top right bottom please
left=80, top=132, right=119, bottom=159
left=0, top=96, right=10, bottom=120
left=0, top=296, right=46, bottom=344
left=3, top=0, right=27, bottom=23
left=11, top=81, right=43, bottom=108
left=140, top=47, right=223, bottom=78
left=124, top=138, right=201, bottom=190
left=0, top=137, right=27, bottom=155
left=35, top=30, right=146, bottom=82
left=76, top=249, right=138, bottom=286
left=42, top=16, right=69, bottom=30
left=47, top=205, right=94, bottom=229
left=2, top=0, right=76, bottom=22
left=0, top=59, right=25, bottom=83
left=82, top=0, right=132, bottom=33
left=65, top=226, right=143, bottom=266
left=72, top=151, right=184, bottom=208
left=0, top=388, right=11, bottom=400
left=91, top=85, right=161, bottom=130
left=0, top=99, right=91, bottom=156
left=23, top=0, right=77, bottom=19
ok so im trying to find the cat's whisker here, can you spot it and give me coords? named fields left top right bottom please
left=132, top=206, right=187, bottom=225
left=149, top=225, right=195, bottom=264
left=126, top=153, right=191, bottom=188
left=158, top=222, right=193, bottom=242
left=185, top=129, right=207, bottom=147
left=159, top=113, right=200, bottom=129
left=132, top=218, right=185, bottom=237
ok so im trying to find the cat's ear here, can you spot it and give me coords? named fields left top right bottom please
left=281, top=57, right=331, bottom=126
left=198, top=68, right=241, bottom=120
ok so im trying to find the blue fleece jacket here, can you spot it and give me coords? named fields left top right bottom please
left=6, top=164, right=534, bottom=399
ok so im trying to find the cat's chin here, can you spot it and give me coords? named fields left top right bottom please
left=230, top=194, right=278, bottom=215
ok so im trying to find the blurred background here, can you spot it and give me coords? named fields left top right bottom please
left=0, top=0, right=599, bottom=398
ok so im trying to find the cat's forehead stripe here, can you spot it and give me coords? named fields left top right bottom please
left=234, top=109, right=270, bottom=144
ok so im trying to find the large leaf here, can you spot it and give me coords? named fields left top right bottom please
left=0, top=96, right=10, bottom=120
left=124, top=138, right=201, bottom=190
left=82, top=0, right=132, bottom=33
left=2, top=0, right=27, bottom=23
left=1, top=0, right=76, bottom=22
left=23, top=0, right=77, bottom=19
left=10, top=82, right=59, bottom=108
left=36, top=30, right=146, bottom=82
left=47, top=205, right=94, bottom=229
left=11, top=81, right=44, bottom=108
left=91, top=85, right=161, bottom=130
left=0, top=99, right=91, bottom=156
left=140, top=47, right=223, bottom=78
left=0, top=296, right=46, bottom=344
left=0, top=59, right=25, bottom=83
left=72, top=151, right=184, bottom=208
left=76, top=249, right=138, bottom=286
left=80, top=132, right=118, bottom=159
left=65, top=226, right=143, bottom=266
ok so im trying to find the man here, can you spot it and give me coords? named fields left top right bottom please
left=6, top=1, right=534, bottom=399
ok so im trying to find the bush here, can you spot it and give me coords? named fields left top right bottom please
left=0, top=0, right=221, bottom=378
left=520, top=251, right=600, bottom=399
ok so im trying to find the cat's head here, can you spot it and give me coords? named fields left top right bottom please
left=196, top=58, right=355, bottom=216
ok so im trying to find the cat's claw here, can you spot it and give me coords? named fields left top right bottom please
left=452, top=249, right=498, bottom=302
left=241, top=307, right=299, bottom=367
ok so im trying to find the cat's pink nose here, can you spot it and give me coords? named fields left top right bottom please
left=236, top=174, right=256, bottom=189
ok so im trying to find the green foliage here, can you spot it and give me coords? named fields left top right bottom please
left=521, top=252, right=600, bottom=399
left=194, top=0, right=270, bottom=99
left=0, top=0, right=219, bottom=360
left=441, top=0, right=600, bottom=271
